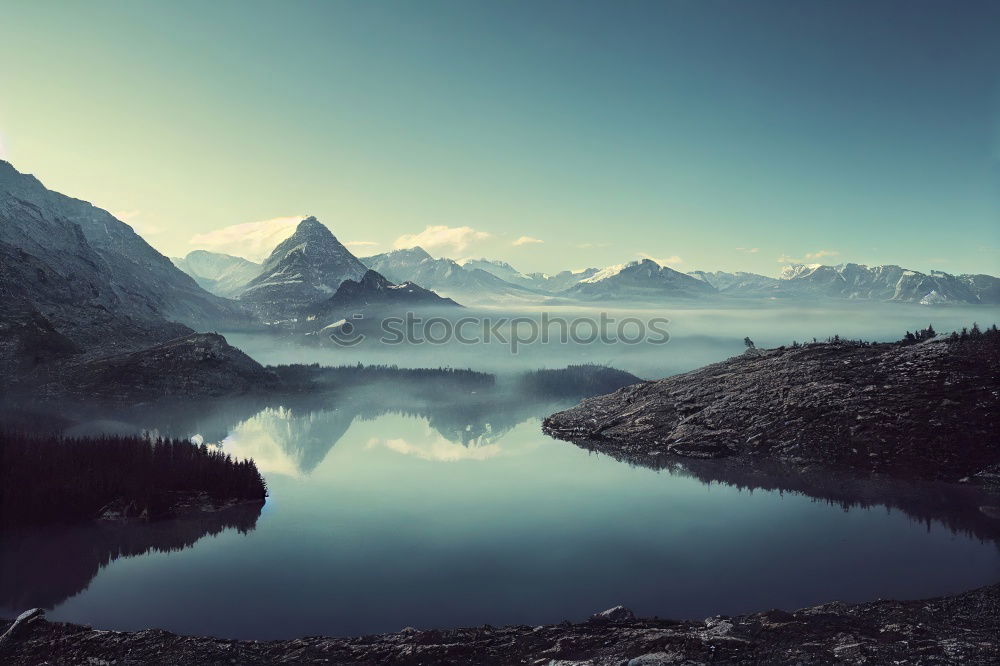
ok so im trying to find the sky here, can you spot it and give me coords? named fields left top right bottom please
left=1, top=0, right=998, bottom=276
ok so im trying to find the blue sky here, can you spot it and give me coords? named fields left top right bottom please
left=1, top=1, right=998, bottom=275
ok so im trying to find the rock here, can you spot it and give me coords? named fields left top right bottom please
left=544, top=335, right=1000, bottom=482
left=0, top=608, right=44, bottom=650
left=590, top=606, right=635, bottom=623
left=2, top=585, right=999, bottom=665
left=627, top=653, right=685, bottom=666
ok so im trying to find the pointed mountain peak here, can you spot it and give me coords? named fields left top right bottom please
left=405, top=246, right=433, bottom=260
left=291, top=215, right=335, bottom=238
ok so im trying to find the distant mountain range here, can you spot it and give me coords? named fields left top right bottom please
left=361, top=247, right=545, bottom=303
left=173, top=224, right=1000, bottom=308
left=689, top=264, right=1000, bottom=305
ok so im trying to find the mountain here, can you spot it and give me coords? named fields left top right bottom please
left=564, top=259, right=718, bottom=300
left=172, top=250, right=261, bottom=299
left=361, top=247, right=543, bottom=303
left=684, top=263, right=999, bottom=304
left=776, top=263, right=985, bottom=304
left=0, top=161, right=246, bottom=330
left=312, top=269, right=459, bottom=315
left=0, top=161, right=267, bottom=395
left=959, top=273, right=1000, bottom=304
left=688, top=270, right=780, bottom=296
left=544, top=331, right=1000, bottom=482
left=239, top=217, right=368, bottom=318
left=461, top=258, right=600, bottom=292
left=1, top=162, right=186, bottom=376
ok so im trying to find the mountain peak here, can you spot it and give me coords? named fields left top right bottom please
left=240, top=216, right=368, bottom=314
left=292, top=216, right=334, bottom=238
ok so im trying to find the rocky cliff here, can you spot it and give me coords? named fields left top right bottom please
left=544, top=333, right=999, bottom=482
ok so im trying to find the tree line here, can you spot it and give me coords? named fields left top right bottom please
left=270, top=362, right=496, bottom=391
left=0, top=433, right=266, bottom=528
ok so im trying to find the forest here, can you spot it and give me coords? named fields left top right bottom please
left=519, top=364, right=642, bottom=398
left=0, top=433, right=266, bottom=528
left=269, top=362, right=496, bottom=392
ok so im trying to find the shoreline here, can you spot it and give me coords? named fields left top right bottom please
left=3, top=584, right=998, bottom=665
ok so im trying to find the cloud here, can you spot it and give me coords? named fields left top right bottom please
left=367, top=437, right=502, bottom=462
left=805, top=249, right=839, bottom=260
left=512, top=235, right=543, bottom=246
left=189, top=215, right=303, bottom=261
left=393, top=225, right=491, bottom=253
left=114, top=209, right=163, bottom=236
left=638, top=252, right=683, bottom=266
left=345, top=240, right=378, bottom=250
left=777, top=249, right=839, bottom=264
left=736, top=247, right=759, bottom=254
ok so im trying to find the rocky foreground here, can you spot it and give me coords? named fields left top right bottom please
left=2, top=585, right=998, bottom=665
left=544, top=334, right=1000, bottom=482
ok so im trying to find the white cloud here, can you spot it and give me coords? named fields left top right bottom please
left=778, top=249, right=839, bottom=264
left=345, top=240, right=378, bottom=250
left=638, top=252, right=683, bottom=266
left=512, top=235, right=544, bottom=246
left=189, top=215, right=303, bottom=261
left=736, top=247, right=760, bottom=254
left=805, top=249, right=839, bottom=260
left=393, top=225, right=491, bottom=253
left=367, top=437, right=501, bottom=462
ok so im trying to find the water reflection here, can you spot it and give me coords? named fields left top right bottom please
left=0, top=502, right=261, bottom=612
left=2, top=378, right=998, bottom=638
left=576, top=445, right=1000, bottom=543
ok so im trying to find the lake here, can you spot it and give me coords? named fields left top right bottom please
left=2, top=386, right=998, bottom=640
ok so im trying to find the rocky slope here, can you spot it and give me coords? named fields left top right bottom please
left=0, top=160, right=247, bottom=329
left=544, top=333, right=999, bottom=482
left=30, top=333, right=279, bottom=401
left=3, top=584, right=997, bottom=665
left=240, top=217, right=368, bottom=318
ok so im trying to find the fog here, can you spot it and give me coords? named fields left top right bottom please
left=226, top=302, right=1000, bottom=378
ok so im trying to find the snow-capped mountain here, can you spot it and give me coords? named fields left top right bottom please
left=774, top=263, right=987, bottom=304
left=564, top=259, right=718, bottom=300
left=172, top=250, right=262, bottom=299
left=461, top=257, right=600, bottom=292
left=362, top=247, right=543, bottom=303
left=688, top=270, right=780, bottom=296
left=240, top=217, right=368, bottom=317
left=685, top=263, right=998, bottom=304
left=958, top=274, right=1000, bottom=304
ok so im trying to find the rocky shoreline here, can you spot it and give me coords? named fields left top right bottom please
left=3, top=585, right=998, bottom=665
left=544, top=335, right=1000, bottom=483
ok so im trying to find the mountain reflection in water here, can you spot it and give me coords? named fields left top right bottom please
left=1, top=377, right=997, bottom=639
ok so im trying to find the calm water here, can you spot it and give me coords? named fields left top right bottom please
left=2, top=388, right=998, bottom=640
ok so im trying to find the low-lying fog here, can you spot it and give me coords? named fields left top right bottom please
left=226, top=302, right=1000, bottom=378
